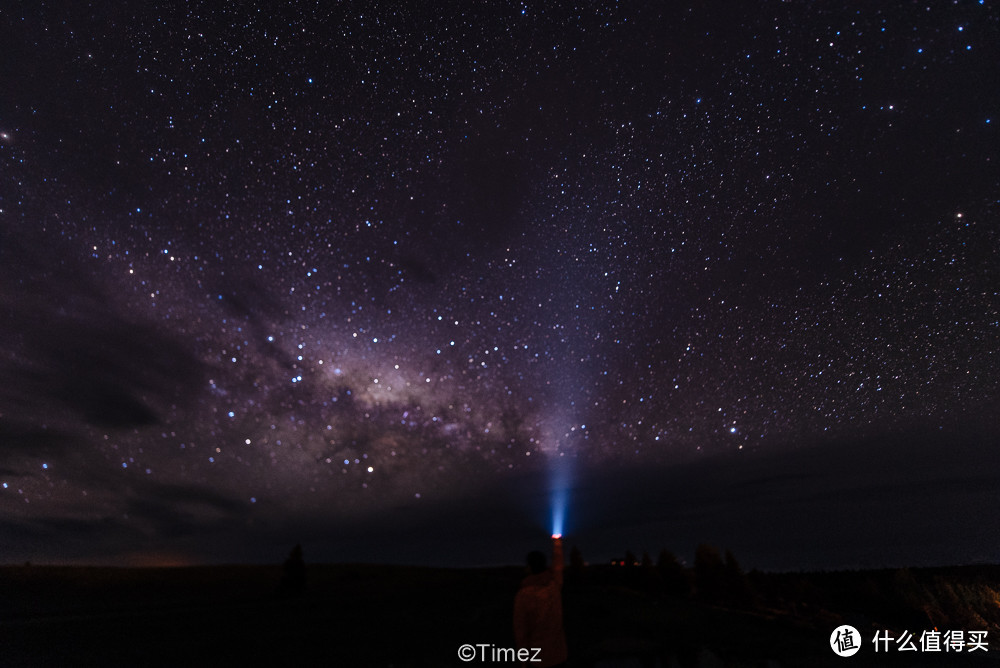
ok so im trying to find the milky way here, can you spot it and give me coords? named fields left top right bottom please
left=2, top=2, right=998, bottom=566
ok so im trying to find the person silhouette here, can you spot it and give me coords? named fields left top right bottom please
left=513, top=535, right=568, bottom=667
left=280, top=543, right=306, bottom=596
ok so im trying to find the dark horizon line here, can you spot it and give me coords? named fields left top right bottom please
left=6, top=559, right=1000, bottom=576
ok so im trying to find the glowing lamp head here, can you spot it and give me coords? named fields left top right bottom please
left=552, top=533, right=562, bottom=540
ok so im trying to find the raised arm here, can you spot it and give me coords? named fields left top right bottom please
left=551, top=534, right=564, bottom=588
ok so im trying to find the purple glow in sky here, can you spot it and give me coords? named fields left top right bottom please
left=2, top=1, right=999, bottom=568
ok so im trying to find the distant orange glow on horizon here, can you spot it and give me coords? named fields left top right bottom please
left=121, top=552, right=196, bottom=568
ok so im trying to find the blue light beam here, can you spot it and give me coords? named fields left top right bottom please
left=549, top=455, right=572, bottom=537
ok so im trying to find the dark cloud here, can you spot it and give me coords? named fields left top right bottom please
left=0, top=233, right=207, bottom=433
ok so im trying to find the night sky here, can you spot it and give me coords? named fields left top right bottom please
left=2, top=1, right=999, bottom=570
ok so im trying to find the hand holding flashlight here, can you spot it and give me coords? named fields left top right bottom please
left=551, top=533, right=564, bottom=585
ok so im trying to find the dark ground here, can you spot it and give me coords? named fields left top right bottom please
left=2, top=561, right=1000, bottom=666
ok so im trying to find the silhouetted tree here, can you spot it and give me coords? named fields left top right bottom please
left=657, top=549, right=691, bottom=598
left=569, top=545, right=585, bottom=573
left=694, top=543, right=725, bottom=602
left=657, top=549, right=680, bottom=570
left=639, top=550, right=662, bottom=594
left=280, top=543, right=306, bottom=597
left=624, top=550, right=638, bottom=567
left=723, top=549, right=752, bottom=606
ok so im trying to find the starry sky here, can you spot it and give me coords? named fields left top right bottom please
left=2, top=1, right=999, bottom=569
